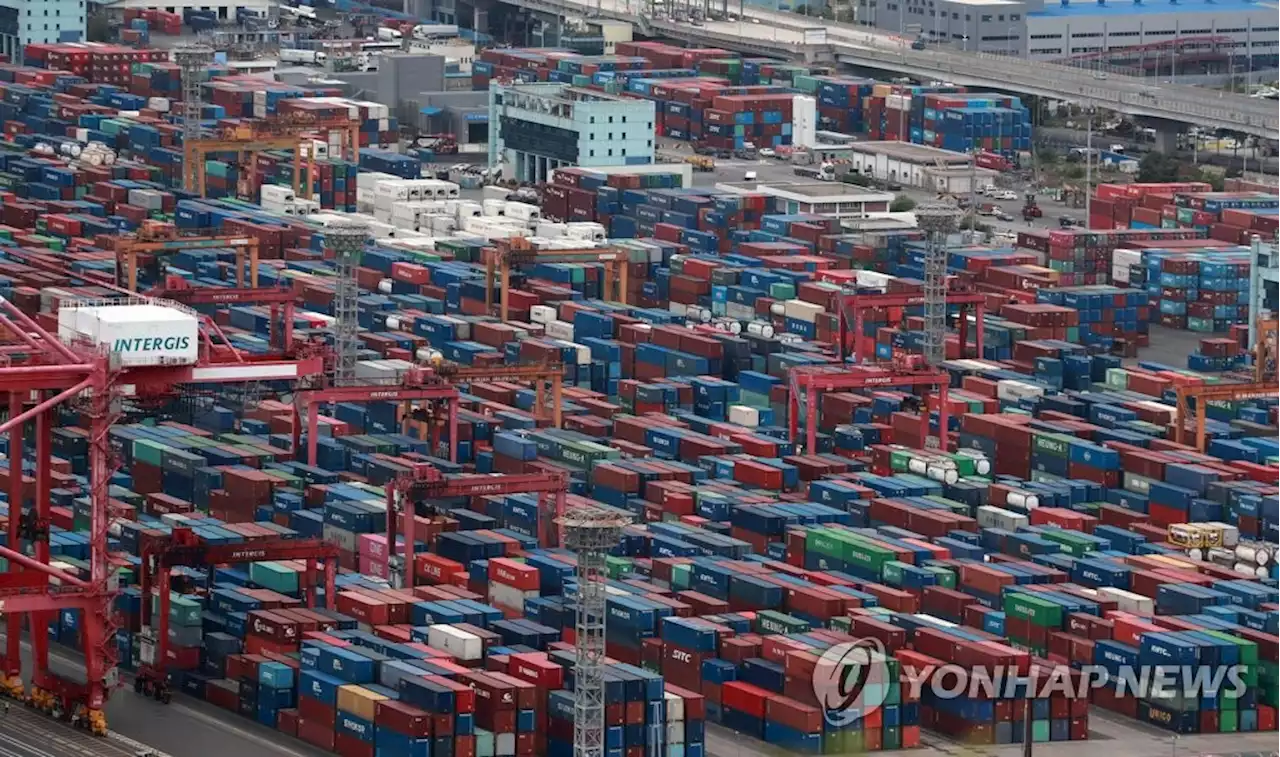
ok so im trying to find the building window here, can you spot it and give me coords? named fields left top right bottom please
left=621, top=116, right=626, bottom=122
left=981, top=15, right=991, bottom=22
left=608, top=149, right=613, bottom=156
left=608, top=133, right=613, bottom=139
left=621, top=149, right=627, bottom=156
left=590, top=116, right=595, bottom=123
left=647, top=140, right=652, bottom=147
left=1011, top=13, right=1020, bottom=20
left=590, top=150, right=595, bottom=157
left=608, top=116, right=614, bottom=123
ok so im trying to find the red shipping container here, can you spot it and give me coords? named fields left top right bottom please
left=297, top=716, right=336, bottom=751
left=765, top=696, right=822, bottom=732
left=487, top=558, right=539, bottom=591
left=721, top=682, right=771, bottom=718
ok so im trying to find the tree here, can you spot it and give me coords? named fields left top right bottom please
left=86, top=11, right=111, bottom=43
left=1137, top=152, right=1179, bottom=183
left=890, top=195, right=917, bottom=212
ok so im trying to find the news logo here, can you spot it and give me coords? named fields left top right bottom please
left=811, top=637, right=890, bottom=728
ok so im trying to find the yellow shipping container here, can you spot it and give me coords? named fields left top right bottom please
left=337, top=685, right=386, bottom=721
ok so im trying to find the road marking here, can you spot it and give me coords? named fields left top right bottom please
left=158, top=700, right=318, bottom=757
left=8, top=638, right=313, bottom=757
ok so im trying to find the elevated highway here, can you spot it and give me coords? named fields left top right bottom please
left=505, top=0, right=1279, bottom=139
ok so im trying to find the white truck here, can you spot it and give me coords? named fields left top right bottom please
left=377, top=26, right=403, bottom=42
left=279, top=48, right=327, bottom=65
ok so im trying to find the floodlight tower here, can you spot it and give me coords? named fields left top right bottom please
left=914, top=202, right=963, bottom=368
left=562, top=506, right=631, bottom=757
left=325, top=223, right=370, bottom=387
left=173, top=44, right=215, bottom=193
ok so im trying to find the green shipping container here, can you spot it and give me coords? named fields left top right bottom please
left=132, top=439, right=169, bottom=467
left=1032, top=433, right=1070, bottom=458
left=152, top=592, right=203, bottom=627
left=1038, top=529, right=1095, bottom=557
left=1003, top=592, right=1063, bottom=628
left=249, top=562, right=299, bottom=594
left=754, top=610, right=811, bottom=635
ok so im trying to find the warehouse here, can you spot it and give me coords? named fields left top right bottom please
left=870, top=0, right=1278, bottom=67
left=843, top=141, right=999, bottom=195
left=488, top=81, right=657, bottom=183
left=717, top=180, right=895, bottom=218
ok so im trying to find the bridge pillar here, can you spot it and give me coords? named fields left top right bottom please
left=1137, top=117, right=1182, bottom=154
left=471, top=0, right=492, bottom=35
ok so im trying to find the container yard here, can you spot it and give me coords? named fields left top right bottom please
left=0, top=19, right=1273, bottom=757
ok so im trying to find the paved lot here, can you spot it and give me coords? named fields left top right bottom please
left=0, top=703, right=145, bottom=757
left=1, top=635, right=330, bottom=757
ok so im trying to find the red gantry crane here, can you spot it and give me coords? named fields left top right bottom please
left=384, top=462, right=569, bottom=589
left=0, top=295, right=325, bottom=734
left=133, top=527, right=339, bottom=703
left=837, top=288, right=988, bottom=363
left=290, top=362, right=566, bottom=467
left=788, top=360, right=953, bottom=456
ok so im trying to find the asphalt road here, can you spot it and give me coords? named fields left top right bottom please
left=0, top=703, right=144, bottom=757
left=0, top=635, right=331, bottom=757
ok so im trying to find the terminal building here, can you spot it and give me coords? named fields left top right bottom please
left=488, top=82, right=656, bottom=183
left=0, top=0, right=85, bottom=57
left=866, top=0, right=1278, bottom=69
left=840, top=141, right=999, bottom=195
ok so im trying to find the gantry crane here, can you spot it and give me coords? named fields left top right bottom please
left=384, top=462, right=569, bottom=588
left=484, top=237, right=630, bottom=323
left=290, top=362, right=565, bottom=467
left=837, top=288, right=988, bottom=363
left=788, top=360, right=953, bottom=455
left=184, top=114, right=362, bottom=200
left=113, top=225, right=263, bottom=292
left=0, top=296, right=325, bottom=734
left=1172, top=380, right=1278, bottom=452
left=147, top=277, right=301, bottom=355
left=134, top=527, right=338, bottom=703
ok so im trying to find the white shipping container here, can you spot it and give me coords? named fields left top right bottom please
left=976, top=505, right=1029, bottom=531
left=664, top=691, right=685, bottom=722
left=488, top=582, right=538, bottom=610
left=728, top=405, right=760, bottom=427
left=504, top=202, right=541, bottom=222
left=1097, top=587, right=1155, bottom=615
left=565, top=222, right=606, bottom=242
left=57, top=303, right=199, bottom=367
left=783, top=299, right=824, bottom=323
left=260, top=185, right=296, bottom=203
left=996, top=379, right=1044, bottom=401
left=1123, top=471, right=1153, bottom=494
left=529, top=305, right=557, bottom=324
left=426, top=624, right=482, bottom=660
left=495, top=733, right=516, bottom=757
left=544, top=320, right=575, bottom=341
left=438, top=315, right=470, bottom=341
left=666, top=722, right=685, bottom=745
left=535, top=221, right=568, bottom=238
